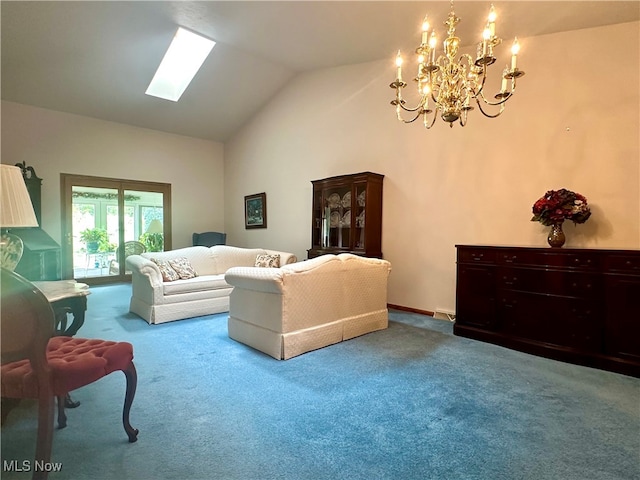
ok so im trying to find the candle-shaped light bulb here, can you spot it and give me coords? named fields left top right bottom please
left=488, top=5, right=497, bottom=37
left=396, top=50, right=403, bottom=80
left=429, top=31, right=437, bottom=49
left=429, top=31, right=437, bottom=63
left=511, top=38, right=520, bottom=70
left=482, top=27, right=490, bottom=56
left=501, top=67, right=508, bottom=92
left=421, top=15, right=430, bottom=45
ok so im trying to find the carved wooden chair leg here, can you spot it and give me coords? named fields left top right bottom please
left=56, top=395, right=67, bottom=429
left=33, top=394, right=54, bottom=480
left=122, top=362, right=139, bottom=442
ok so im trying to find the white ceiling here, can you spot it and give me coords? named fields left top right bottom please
left=2, top=1, right=638, bottom=143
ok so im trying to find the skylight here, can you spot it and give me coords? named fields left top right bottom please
left=145, top=27, right=215, bottom=102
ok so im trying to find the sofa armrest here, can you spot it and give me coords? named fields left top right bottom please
left=225, top=267, right=285, bottom=294
left=126, top=255, right=163, bottom=287
left=263, top=249, right=298, bottom=266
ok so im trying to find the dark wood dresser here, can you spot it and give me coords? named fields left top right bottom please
left=455, top=245, right=640, bottom=377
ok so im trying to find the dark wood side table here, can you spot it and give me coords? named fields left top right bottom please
left=33, top=280, right=90, bottom=336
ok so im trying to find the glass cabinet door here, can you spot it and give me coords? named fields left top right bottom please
left=312, top=189, right=323, bottom=248
left=322, top=184, right=352, bottom=250
left=353, top=182, right=367, bottom=252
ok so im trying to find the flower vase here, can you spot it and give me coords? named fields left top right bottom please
left=547, top=222, right=566, bottom=248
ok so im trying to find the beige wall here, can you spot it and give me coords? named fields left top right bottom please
left=2, top=22, right=638, bottom=315
left=224, top=22, right=640, bottom=314
left=1, top=101, right=225, bottom=249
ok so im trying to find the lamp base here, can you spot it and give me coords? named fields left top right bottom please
left=0, top=232, right=24, bottom=271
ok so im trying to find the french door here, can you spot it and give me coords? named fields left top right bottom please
left=61, top=174, right=171, bottom=284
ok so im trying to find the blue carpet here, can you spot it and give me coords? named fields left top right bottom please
left=1, top=283, right=639, bottom=480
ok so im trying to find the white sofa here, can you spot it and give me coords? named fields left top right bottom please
left=126, top=245, right=297, bottom=324
left=224, top=253, right=391, bottom=360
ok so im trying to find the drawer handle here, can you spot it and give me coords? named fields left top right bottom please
left=472, top=254, right=484, bottom=261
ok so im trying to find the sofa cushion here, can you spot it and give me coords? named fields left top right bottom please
left=169, top=257, right=198, bottom=279
left=255, top=253, right=280, bottom=268
left=211, top=246, right=268, bottom=272
left=142, top=246, right=218, bottom=275
left=162, top=274, right=229, bottom=296
left=151, top=258, right=180, bottom=282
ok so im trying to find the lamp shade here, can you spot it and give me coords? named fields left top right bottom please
left=146, top=219, right=163, bottom=234
left=1, top=164, right=38, bottom=227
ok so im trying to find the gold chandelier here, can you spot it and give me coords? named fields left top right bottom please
left=390, top=1, right=525, bottom=128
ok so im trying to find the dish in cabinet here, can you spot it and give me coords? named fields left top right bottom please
left=341, top=210, right=351, bottom=227
left=357, top=191, right=366, bottom=207
left=330, top=211, right=341, bottom=227
left=328, top=193, right=341, bottom=208
left=341, top=192, right=351, bottom=208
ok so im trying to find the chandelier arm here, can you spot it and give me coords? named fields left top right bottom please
left=472, top=63, right=488, bottom=98
left=397, top=109, right=425, bottom=124
left=476, top=90, right=510, bottom=106
left=476, top=79, right=519, bottom=107
left=474, top=98, right=506, bottom=118
left=397, top=102, right=428, bottom=113
left=423, top=109, right=438, bottom=129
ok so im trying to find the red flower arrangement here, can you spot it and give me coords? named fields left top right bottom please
left=531, top=189, right=591, bottom=226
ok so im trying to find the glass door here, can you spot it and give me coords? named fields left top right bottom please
left=61, top=174, right=171, bottom=284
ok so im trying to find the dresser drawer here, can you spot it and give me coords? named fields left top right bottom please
left=497, top=267, right=601, bottom=296
left=498, top=249, right=599, bottom=270
left=603, top=254, right=640, bottom=274
left=458, top=248, right=495, bottom=264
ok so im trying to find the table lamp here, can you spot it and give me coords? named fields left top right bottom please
left=1, top=164, right=39, bottom=270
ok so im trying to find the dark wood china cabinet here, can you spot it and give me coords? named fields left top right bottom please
left=308, top=172, right=383, bottom=259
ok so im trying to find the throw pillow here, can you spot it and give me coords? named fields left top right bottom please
left=169, top=257, right=198, bottom=279
left=255, top=253, right=280, bottom=268
left=151, top=258, right=180, bottom=282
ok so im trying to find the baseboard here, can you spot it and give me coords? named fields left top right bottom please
left=387, top=304, right=435, bottom=317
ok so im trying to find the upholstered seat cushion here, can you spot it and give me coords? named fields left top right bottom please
left=1, top=337, right=133, bottom=398
left=162, top=274, right=229, bottom=296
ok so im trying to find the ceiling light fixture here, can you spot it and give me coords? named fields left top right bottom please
left=390, top=1, right=525, bottom=129
left=145, top=27, right=215, bottom=102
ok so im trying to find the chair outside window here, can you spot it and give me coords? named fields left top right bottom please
left=192, top=231, right=226, bottom=247
left=109, top=240, right=146, bottom=275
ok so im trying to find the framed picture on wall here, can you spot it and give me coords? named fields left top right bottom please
left=244, top=192, right=267, bottom=229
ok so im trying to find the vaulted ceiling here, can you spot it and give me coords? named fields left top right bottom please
left=2, top=1, right=638, bottom=142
